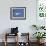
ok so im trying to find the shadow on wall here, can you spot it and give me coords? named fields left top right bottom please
left=2, top=28, right=11, bottom=34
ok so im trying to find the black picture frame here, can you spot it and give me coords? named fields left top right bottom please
left=10, top=7, right=26, bottom=20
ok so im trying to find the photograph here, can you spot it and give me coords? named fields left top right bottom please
left=10, top=7, right=26, bottom=20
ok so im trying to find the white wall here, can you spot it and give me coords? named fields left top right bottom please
left=0, top=0, right=37, bottom=42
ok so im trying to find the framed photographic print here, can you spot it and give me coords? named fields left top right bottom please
left=36, top=0, right=46, bottom=26
left=10, top=7, right=26, bottom=20
left=37, top=0, right=46, bottom=18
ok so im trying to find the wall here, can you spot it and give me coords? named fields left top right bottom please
left=0, top=0, right=37, bottom=42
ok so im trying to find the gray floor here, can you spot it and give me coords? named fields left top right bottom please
left=0, top=42, right=46, bottom=46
